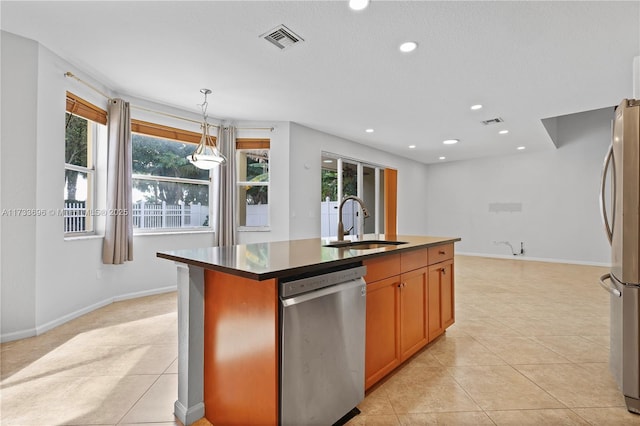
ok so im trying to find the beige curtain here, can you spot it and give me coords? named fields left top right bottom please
left=102, top=98, right=133, bottom=264
left=215, top=126, right=237, bottom=247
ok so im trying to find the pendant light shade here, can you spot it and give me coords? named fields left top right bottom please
left=187, top=89, right=226, bottom=169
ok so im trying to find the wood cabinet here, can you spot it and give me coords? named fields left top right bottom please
left=427, top=265, right=444, bottom=340
left=365, top=275, right=401, bottom=389
left=399, top=267, right=428, bottom=359
left=363, top=248, right=430, bottom=389
left=364, top=244, right=454, bottom=390
left=427, top=243, right=454, bottom=342
left=441, top=260, right=455, bottom=329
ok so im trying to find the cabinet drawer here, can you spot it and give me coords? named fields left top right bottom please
left=364, top=254, right=401, bottom=283
left=400, top=248, right=428, bottom=272
left=428, top=243, right=453, bottom=265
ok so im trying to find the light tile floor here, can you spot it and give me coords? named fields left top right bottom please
left=2, top=256, right=640, bottom=425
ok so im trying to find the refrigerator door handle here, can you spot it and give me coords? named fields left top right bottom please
left=600, top=143, right=616, bottom=245
left=599, top=273, right=621, bottom=297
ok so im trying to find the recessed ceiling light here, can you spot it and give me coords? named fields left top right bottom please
left=470, top=104, right=483, bottom=110
left=439, top=156, right=446, bottom=160
left=499, top=130, right=509, bottom=135
left=399, top=41, right=418, bottom=53
left=408, top=145, right=416, bottom=149
left=323, top=159, right=333, bottom=163
left=443, top=139, right=459, bottom=145
left=517, top=146, right=526, bottom=150
left=365, top=128, right=374, bottom=133
left=349, top=0, right=370, bottom=11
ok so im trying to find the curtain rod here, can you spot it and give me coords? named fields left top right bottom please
left=65, top=71, right=111, bottom=100
left=64, top=71, right=274, bottom=132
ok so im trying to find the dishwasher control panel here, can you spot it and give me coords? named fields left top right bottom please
left=280, top=265, right=366, bottom=298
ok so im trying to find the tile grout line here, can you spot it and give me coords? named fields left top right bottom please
left=114, top=373, right=164, bottom=425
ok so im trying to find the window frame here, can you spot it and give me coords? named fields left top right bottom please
left=131, top=120, right=213, bottom=233
left=64, top=92, right=105, bottom=236
left=236, top=139, right=271, bottom=231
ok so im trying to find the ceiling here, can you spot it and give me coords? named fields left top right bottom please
left=2, top=1, right=639, bottom=164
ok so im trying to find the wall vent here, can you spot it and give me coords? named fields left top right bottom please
left=261, top=25, right=304, bottom=50
left=481, top=117, right=504, bottom=125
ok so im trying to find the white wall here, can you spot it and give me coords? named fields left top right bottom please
left=288, top=123, right=430, bottom=239
left=1, top=32, right=39, bottom=336
left=1, top=32, right=218, bottom=341
left=425, top=107, right=613, bottom=265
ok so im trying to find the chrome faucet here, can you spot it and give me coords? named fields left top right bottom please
left=337, top=195, right=370, bottom=241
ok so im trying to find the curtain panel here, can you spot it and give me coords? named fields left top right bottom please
left=102, top=98, right=133, bottom=264
left=216, top=126, right=237, bottom=247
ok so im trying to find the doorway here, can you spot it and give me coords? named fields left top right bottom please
left=321, top=153, right=395, bottom=238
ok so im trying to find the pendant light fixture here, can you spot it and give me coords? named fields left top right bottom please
left=187, top=88, right=226, bottom=169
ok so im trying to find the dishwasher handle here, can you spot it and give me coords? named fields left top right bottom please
left=599, top=273, right=621, bottom=297
left=281, top=278, right=366, bottom=307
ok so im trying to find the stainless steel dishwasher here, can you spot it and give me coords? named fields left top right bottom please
left=280, top=264, right=367, bottom=426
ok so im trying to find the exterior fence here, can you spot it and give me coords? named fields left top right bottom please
left=64, top=201, right=209, bottom=233
left=131, top=201, right=208, bottom=229
left=320, top=198, right=357, bottom=238
left=64, top=201, right=87, bottom=233
left=65, top=200, right=357, bottom=234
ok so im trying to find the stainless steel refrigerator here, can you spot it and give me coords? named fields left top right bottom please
left=600, top=98, right=640, bottom=414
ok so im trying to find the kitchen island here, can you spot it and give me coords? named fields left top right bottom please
left=157, top=234, right=460, bottom=426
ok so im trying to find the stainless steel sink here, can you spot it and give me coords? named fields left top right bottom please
left=324, top=240, right=408, bottom=250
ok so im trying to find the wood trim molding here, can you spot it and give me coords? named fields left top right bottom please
left=129, top=124, right=269, bottom=150
left=64, top=96, right=272, bottom=150
left=384, top=168, right=398, bottom=236
left=131, top=119, right=204, bottom=145
left=66, top=92, right=107, bottom=125
left=236, top=138, right=270, bottom=150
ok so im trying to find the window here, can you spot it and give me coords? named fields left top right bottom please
left=131, top=120, right=211, bottom=231
left=64, top=92, right=106, bottom=234
left=237, top=139, right=270, bottom=228
left=320, top=153, right=387, bottom=238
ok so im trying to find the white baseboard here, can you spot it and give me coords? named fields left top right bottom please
left=457, top=251, right=611, bottom=267
left=34, top=298, right=113, bottom=337
left=112, top=285, right=176, bottom=303
left=0, top=327, right=38, bottom=343
left=1, top=285, right=177, bottom=343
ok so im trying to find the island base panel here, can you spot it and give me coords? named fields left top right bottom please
left=203, top=269, right=279, bottom=425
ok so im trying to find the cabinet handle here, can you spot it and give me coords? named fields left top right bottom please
left=441, top=268, right=446, bottom=275
left=398, top=282, right=406, bottom=288
left=439, top=250, right=445, bottom=255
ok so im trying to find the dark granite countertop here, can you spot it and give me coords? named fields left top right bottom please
left=157, top=234, right=460, bottom=281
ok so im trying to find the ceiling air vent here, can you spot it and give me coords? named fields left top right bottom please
left=481, top=117, right=504, bottom=125
left=261, top=24, right=304, bottom=50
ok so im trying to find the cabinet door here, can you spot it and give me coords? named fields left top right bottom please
left=441, top=259, right=455, bottom=329
left=399, top=267, right=428, bottom=360
left=428, top=259, right=455, bottom=342
left=427, top=265, right=443, bottom=341
left=365, top=276, right=401, bottom=390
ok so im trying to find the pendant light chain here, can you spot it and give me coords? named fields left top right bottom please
left=187, top=89, right=226, bottom=169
